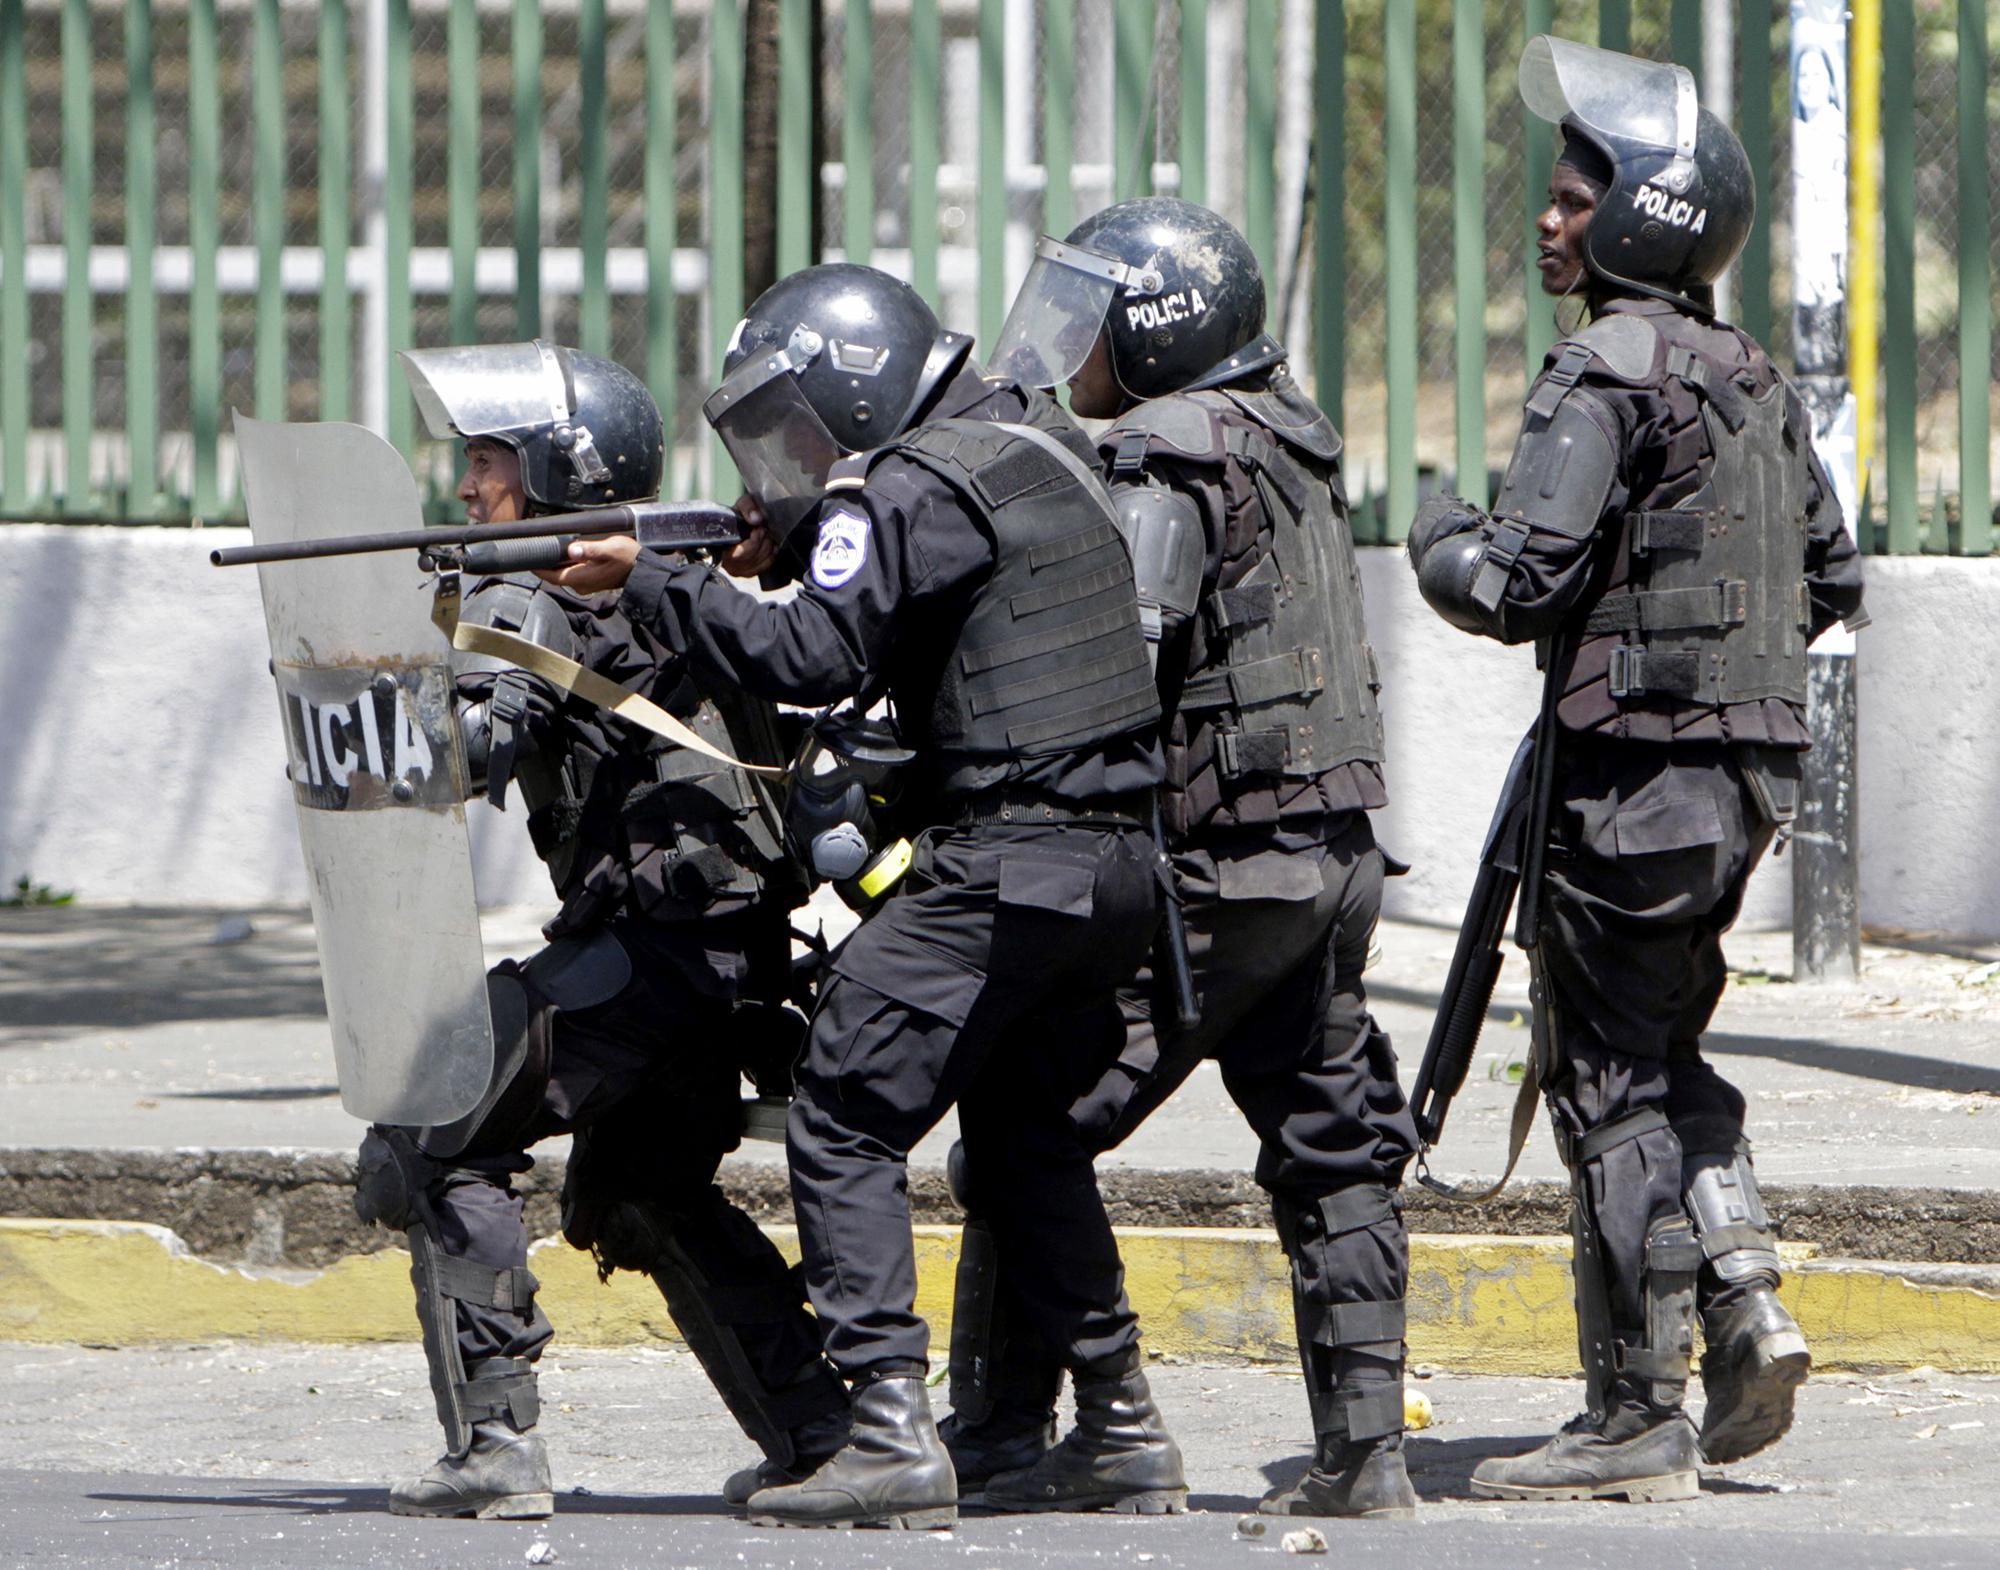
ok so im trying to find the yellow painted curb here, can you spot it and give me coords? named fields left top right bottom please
left=1, top=1218, right=1992, bottom=1374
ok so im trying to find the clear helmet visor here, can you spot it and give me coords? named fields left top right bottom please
left=1519, top=35, right=1698, bottom=160
left=991, top=241, right=1125, bottom=390
left=399, top=341, right=571, bottom=441
left=706, top=370, right=845, bottom=543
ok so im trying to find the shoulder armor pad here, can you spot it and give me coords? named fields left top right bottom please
left=461, top=578, right=582, bottom=661
left=1214, top=381, right=1343, bottom=465
left=1564, top=312, right=1663, bottom=383
left=1101, top=394, right=1227, bottom=466
left=1111, top=481, right=1206, bottom=620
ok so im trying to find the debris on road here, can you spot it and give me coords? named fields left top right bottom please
left=1281, top=1526, right=1329, bottom=1553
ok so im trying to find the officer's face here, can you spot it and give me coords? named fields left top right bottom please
left=459, top=437, right=528, bottom=523
left=1536, top=164, right=1600, bottom=297
left=1065, top=327, right=1122, bottom=421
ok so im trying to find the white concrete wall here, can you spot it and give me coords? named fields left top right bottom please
left=1, top=527, right=1993, bottom=939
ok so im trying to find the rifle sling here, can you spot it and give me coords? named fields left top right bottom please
left=432, top=581, right=784, bottom=777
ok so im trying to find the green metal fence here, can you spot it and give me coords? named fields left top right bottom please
left=0, top=0, right=1992, bottom=551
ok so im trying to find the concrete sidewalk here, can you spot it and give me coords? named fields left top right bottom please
left=4, top=900, right=1996, bottom=1189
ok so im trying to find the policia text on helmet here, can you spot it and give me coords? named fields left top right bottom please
left=991, top=196, right=1286, bottom=418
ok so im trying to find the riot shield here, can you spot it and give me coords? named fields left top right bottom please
left=236, top=415, right=495, bottom=1127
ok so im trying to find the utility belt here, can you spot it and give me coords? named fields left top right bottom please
left=953, top=787, right=1151, bottom=832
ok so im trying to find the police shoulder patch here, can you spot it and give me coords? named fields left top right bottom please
left=810, top=508, right=871, bottom=590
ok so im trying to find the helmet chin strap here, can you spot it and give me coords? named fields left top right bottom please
left=1554, top=282, right=1591, bottom=337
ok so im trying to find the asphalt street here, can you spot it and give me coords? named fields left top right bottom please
left=1, top=1345, right=1994, bottom=1569
left=3, top=903, right=1998, bottom=1190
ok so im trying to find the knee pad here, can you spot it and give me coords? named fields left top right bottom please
left=354, top=1125, right=439, bottom=1232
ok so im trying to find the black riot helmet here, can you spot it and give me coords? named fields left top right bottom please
left=702, top=263, right=972, bottom=544
left=992, top=197, right=1284, bottom=404
left=400, top=340, right=665, bottom=513
left=1520, top=35, right=1754, bottom=318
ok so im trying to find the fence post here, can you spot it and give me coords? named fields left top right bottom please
left=578, top=0, right=610, bottom=355
left=125, top=0, right=157, bottom=517
left=1521, top=0, right=1553, bottom=378
left=318, top=0, right=351, bottom=426
left=644, top=0, right=677, bottom=493
left=1113, top=0, right=1154, bottom=204
left=1244, top=0, right=1275, bottom=272
left=385, top=0, right=412, bottom=452
left=1598, top=0, right=1629, bottom=51
left=843, top=0, right=875, bottom=263
left=1956, top=0, right=1992, bottom=556
left=1176, top=0, right=1204, bottom=208
left=1880, top=0, right=1916, bottom=554
left=190, top=0, right=219, bottom=502
left=61, top=0, right=93, bottom=510
left=909, top=0, right=939, bottom=303
left=1737, top=0, right=1773, bottom=346
left=1382, top=0, right=1414, bottom=542
left=1450, top=0, right=1484, bottom=508
left=0, top=0, right=25, bottom=512
left=513, top=0, right=543, bottom=341
left=254, top=0, right=285, bottom=422
left=777, top=0, right=811, bottom=278
left=710, top=0, right=746, bottom=493
left=978, top=0, right=1005, bottom=348
left=1311, top=0, right=1343, bottom=459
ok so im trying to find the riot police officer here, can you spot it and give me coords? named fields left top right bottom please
left=352, top=341, right=848, bottom=1518
left=1405, top=38, right=1866, bottom=1500
left=940, top=198, right=1421, bottom=1519
left=553, top=264, right=1186, bottom=1528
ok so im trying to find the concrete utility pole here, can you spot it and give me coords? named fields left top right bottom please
left=1789, top=0, right=1863, bottom=982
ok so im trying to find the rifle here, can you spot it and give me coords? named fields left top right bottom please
left=1408, top=645, right=1566, bottom=1187
left=209, top=500, right=745, bottom=573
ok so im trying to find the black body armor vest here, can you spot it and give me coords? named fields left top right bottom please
left=1104, top=377, right=1384, bottom=787
left=1550, top=313, right=1812, bottom=719
left=839, top=416, right=1161, bottom=772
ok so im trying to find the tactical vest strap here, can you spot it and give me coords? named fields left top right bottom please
left=1112, top=428, right=1152, bottom=474
left=1585, top=582, right=1746, bottom=635
left=1605, top=645, right=1702, bottom=700
left=1472, top=520, right=1532, bottom=613
left=1627, top=510, right=1709, bottom=555
left=1524, top=342, right=1596, bottom=423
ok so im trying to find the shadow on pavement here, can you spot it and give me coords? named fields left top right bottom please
left=85, top=1484, right=733, bottom=1518
left=1368, top=979, right=2000, bottom=1097
left=0, top=906, right=327, bottom=1042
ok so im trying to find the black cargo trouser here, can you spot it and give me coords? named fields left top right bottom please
left=410, top=915, right=825, bottom=1409
left=788, top=821, right=1160, bottom=1381
left=983, top=813, right=1418, bottom=1436
left=1535, top=737, right=1783, bottom=1356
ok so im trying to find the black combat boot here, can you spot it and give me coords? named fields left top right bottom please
left=721, top=1396, right=853, bottom=1506
left=981, top=1359, right=1187, bottom=1515
left=939, top=1401, right=1059, bottom=1495
left=389, top=1416, right=554, bottom=1520
left=1698, top=1284, right=1810, bottom=1464
left=1259, top=1432, right=1415, bottom=1519
left=745, top=1375, right=958, bottom=1529
left=1470, top=1383, right=1700, bottom=1504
